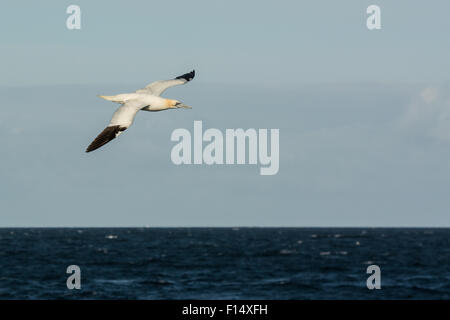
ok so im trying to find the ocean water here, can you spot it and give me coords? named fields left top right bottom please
left=0, top=228, right=448, bottom=299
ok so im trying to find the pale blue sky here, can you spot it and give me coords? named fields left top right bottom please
left=1, top=1, right=450, bottom=226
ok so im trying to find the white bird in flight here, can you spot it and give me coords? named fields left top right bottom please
left=86, top=70, right=195, bottom=153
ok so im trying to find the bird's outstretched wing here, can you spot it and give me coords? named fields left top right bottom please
left=136, top=70, right=195, bottom=96
left=86, top=100, right=145, bottom=152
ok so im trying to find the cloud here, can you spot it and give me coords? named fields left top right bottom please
left=399, top=86, right=450, bottom=141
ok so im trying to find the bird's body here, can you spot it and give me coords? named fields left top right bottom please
left=86, top=70, right=195, bottom=153
left=98, top=93, right=174, bottom=111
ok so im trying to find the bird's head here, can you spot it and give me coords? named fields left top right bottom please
left=168, top=99, right=192, bottom=109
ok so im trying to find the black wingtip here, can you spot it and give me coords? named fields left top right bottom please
left=86, top=125, right=124, bottom=153
left=175, top=70, right=195, bottom=82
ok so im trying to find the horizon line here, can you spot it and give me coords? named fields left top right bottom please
left=0, top=226, right=449, bottom=229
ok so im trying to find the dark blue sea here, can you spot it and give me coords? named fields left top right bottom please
left=0, top=228, right=448, bottom=299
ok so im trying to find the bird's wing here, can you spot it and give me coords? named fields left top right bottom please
left=86, top=100, right=145, bottom=153
left=136, top=70, right=195, bottom=96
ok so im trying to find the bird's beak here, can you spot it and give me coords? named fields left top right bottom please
left=177, top=103, right=192, bottom=109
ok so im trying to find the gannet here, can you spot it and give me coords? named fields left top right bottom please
left=86, top=70, right=195, bottom=153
